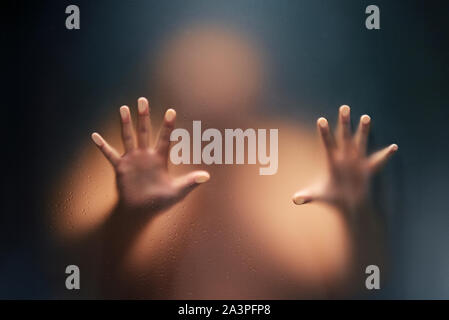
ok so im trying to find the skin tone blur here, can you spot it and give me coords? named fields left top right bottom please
left=48, top=26, right=397, bottom=299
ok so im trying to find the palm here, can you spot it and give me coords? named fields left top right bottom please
left=293, top=105, right=398, bottom=213
left=91, top=97, right=209, bottom=214
left=116, top=150, right=174, bottom=211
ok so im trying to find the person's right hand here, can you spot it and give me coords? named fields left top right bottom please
left=91, top=97, right=210, bottom=215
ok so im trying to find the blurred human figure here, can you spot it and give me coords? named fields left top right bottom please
left=50, top=26, right=397, bottom=299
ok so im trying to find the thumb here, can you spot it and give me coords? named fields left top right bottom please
left=292, top=189, right=317, bottom=205
left=174, top=170, right=210, bottom=200
left=292, top=184, right=327, bottom=205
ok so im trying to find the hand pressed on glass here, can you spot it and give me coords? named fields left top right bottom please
left=292, top=105, right=398, bottom=216
left=91, top=97, right=210, bottom=215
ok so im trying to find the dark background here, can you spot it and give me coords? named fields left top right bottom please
left=2, top=0, right=449, bottom=298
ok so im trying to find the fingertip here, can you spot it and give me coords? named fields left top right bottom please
left=91, top=132, right=103, bottom=146
left=361, top=114, right=371, bottom=125
left=138, top=97, right=148, bottom=103
left=120, top=105, right=130, bottom=122
left=391, top=144, right=399, bottom=152
left=317, top=117, right=328, bottom=129
left=165, top=108, right=176, bottom=122
left=292, top=195, right=305, bottom=205
left=194, top=171, right=210, bottom=184
left=340, top=105, right=350, bottom=118
left=137, top=97, right=149, bottom=115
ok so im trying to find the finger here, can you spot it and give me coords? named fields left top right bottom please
left=174, top=171, right=210, bottom=200
left=137, top=97, right=151, bottom=149
left=337, top=105, right=351, bottom=149
left=156, top=108, right=176, bottom=164
left=368, top=144, right=398, bottom=173
left=354, top=114, right=371, bottom=155
left=317, top=117, right=336, bottom=162
left=91, top=132, right=121, bottom=166
left=119, top=106, right=136, bottom=153
left=292, top=188, right=324, bottom=205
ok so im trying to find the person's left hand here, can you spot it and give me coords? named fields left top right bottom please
left=292, top=105, right=398, bottom=215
